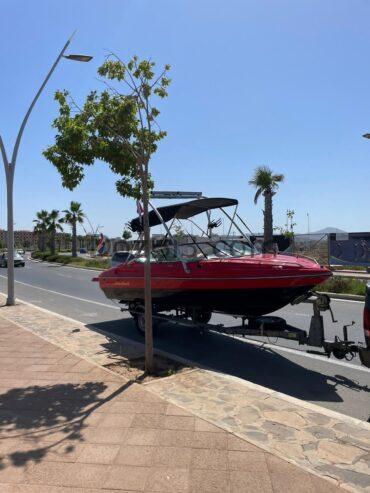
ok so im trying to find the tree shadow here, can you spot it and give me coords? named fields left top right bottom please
left=89, top=317, right=370, bottom=407
left=0, top=379, right=133, bottom=469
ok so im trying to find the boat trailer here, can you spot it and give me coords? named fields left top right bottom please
left=123, top=292, right=370, bottom=369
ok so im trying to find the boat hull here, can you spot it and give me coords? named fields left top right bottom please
left=101, top=285, right=318, bottom=316
left=95, top=254, right=332, bottom=317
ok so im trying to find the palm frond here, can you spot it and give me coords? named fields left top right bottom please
left=253, top=187, right=262, bottom=204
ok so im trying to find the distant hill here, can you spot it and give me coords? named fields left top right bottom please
left=311, top=227, right=347, bottom=234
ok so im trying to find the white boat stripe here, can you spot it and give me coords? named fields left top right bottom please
left=100, top=273, right=331, bottom=281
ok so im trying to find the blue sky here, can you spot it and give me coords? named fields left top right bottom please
left=1, top=0, right=369, bottom=237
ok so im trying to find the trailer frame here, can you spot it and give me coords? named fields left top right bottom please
left=121, top=291, right=370, bottom=368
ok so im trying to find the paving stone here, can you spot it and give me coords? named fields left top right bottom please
left=114, top=444, right=155, bottom=466
left=189, top=469, right=230, bottom=492
left=104, top=464, right=150, bottom=490
left=82, top=427, right=129, bottom=445
left=158, top=430, right=195, bottom=448
left=131, top=413, right=164, bottom=429
left=144, top=467, right=189, bottom=492
left=97, top=413, right=135, bottom=428
left=76, top=444, right=120, bottom=464
left=317, top=439, right=365, bottom=465
left=228, top=450, right=267, bottom=471
left=191, top=448, right=228, bottom=470
left=0, top=463, right=28, bottom=484
left=227, top=434, right=262, bottom=452
left=163, top=415, right=195, bottom=431
left=192, top=431, right=228, bottom=450
left=125, top=428, right=160, bottom=446
left=230, top=470, right=273, bottom=492
left=25, top=461, right=108, bottom=488
left=151, top=446, right=192, bottom=468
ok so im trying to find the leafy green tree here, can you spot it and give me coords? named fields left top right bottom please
left=47, top=210, right=64, bottom=255
left=274, top=210, right=296, bottom=242
left=122, top=229, right=132, bottom=240
left=249, top=166, right=284, bottom=251
left=33, top=210, right=49, bottom=252
left=43, top=54, right=170, bottom=373
left=62, top=201, right=85, bottom=257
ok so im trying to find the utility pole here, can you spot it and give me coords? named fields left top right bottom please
left=0, top=35, right=92, bottom=305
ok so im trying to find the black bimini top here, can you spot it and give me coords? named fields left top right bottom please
left=130, top=197, right=238, bottom=232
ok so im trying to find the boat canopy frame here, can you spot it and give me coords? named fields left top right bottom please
left=130, top=197, right=238, bottom=232
left=128, top=196, right=258, bottom=265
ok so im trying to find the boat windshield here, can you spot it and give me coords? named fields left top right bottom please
left=149, top=239, right=255, bottom=262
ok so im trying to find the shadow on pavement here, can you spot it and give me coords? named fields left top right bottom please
left=90, top=317, right=370, bottom=405
left=0, top=380, right=133, bottom=468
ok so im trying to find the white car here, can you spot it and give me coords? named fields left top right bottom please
left=0, top=251, right=25, bottom=267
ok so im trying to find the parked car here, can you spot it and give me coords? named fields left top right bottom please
left=79, top=248, right=87, bottom=254
left=17, top=249, right=25, bottom=255
left=110, top=251, right=134, bottom=267
left=0, top=251, right=25, bottom=267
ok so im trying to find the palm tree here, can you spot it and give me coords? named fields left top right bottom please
left=47, top=210, right=64, bottom=255
left=33, top=210, right=49, bottom=252
left=62, top=202, right=84, bottom=257
left=249, top=166, right=284, bottom=251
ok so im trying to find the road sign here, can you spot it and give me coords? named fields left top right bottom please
left=150, top=191, right=203, bottom=199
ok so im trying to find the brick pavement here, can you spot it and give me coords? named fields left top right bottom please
left=0, top=315, right=344, bottom=492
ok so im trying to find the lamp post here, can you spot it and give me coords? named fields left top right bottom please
left=0, top=32, right=92, bottom=306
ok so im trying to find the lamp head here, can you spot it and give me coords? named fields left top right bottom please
left=64, top=54, right=93, bottom=62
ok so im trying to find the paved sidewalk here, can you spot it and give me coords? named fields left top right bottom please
left=0, top=298, right=363, bottom=492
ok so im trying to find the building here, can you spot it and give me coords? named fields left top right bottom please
left=0, top=230, right=73, bottom=251
left=0, top=230, right=36, bottom=249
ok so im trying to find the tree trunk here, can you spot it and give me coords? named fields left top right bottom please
left=263, top=191, right=273, bottom=250
left=141, top=162, right=154, bottom=374
left=41, top=231, right=46, bottom=252
left=72, top=222, right=77, bottom=257
left=50, top=230, right=56, bottom=255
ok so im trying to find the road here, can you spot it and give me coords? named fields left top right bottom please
left=0, top=260, right=369, bottom=421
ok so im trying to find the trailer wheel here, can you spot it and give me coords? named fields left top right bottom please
left=192, top=309, right=212, bottom=324
left=133, top=313, right=160, bottom=337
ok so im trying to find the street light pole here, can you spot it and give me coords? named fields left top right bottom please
left=0, top=32, right=92, bottom=306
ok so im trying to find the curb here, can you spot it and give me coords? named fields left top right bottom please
left=29, top=259, right=105, bottom=272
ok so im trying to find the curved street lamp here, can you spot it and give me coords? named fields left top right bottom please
left=0, top=32, right=92, bottom=305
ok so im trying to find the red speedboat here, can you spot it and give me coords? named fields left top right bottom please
left=94, top=198, right=331, bottom=319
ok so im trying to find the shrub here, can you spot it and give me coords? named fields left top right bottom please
left=319, top=277, right=366, bottom=296
left=46, top=254, right=59, bottom=262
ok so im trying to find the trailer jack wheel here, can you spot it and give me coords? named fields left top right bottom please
left=332, top=347, right=346, bottom=360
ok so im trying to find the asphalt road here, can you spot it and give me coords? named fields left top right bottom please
left=0, top=259, right=369, bottom=421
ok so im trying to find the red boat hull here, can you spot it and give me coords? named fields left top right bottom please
left=95, top=254, right=331, bottom=316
